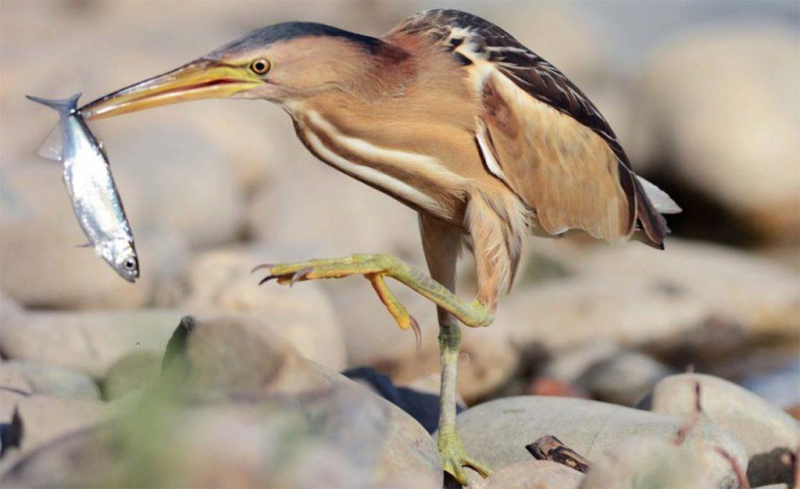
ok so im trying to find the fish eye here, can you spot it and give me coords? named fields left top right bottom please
left=123, top=258, right=136, bottom=271
left=250, top=59, right=270, bottom=75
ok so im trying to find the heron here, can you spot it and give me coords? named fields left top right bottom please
left=80, top=9, right=680, bottom=484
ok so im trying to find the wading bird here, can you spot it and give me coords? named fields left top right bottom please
left=81, top=9, right=679, bottom=484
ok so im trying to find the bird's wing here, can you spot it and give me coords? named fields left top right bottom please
left=396, top=9, right=671, bottom=246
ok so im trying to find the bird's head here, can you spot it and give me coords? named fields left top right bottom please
left=81, top=22, right=403, bottom=119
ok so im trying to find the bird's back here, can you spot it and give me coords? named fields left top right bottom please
left=386, top=9, right=679, bottom=247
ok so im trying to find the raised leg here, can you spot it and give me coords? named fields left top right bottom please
left=420, top=215, right=492, bottom=485
left=253, top=253, right=494, bottom=331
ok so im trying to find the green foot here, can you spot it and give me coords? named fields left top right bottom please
left=252, top=253, right=494, bottom=328
left=438, top=430, right=492, bottom=486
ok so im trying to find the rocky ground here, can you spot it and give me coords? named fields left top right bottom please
left=0, top=1, right=798, bottom=488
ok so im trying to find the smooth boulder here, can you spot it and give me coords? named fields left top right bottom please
left=455, top=396, right=747, bottom=489
left=650, top=373, right=800, bottom=458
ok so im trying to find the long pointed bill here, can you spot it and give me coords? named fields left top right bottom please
left=79, top=59, right=261, bottom=120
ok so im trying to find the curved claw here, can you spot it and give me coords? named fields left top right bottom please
left=409, top=315, right=422, bottom=352
left=290, top=267, right=314, bottom=287
left=258, top=275, right=277, bottom=285
left=251, top=263, right=274, bottom=274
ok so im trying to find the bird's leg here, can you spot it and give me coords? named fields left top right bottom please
left=437, top=317, right=492, bottom=483
left=419, top=214, right=492, bottom=485
left=253, top=254, right=494, bottom=330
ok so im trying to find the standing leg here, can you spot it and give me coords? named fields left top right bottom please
left=420, top=214, right=492, bottom=484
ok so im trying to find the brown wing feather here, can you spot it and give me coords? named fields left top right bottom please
left=480, top=72, right=634, bottom=242
left=395, top=9, right=669, bottom=246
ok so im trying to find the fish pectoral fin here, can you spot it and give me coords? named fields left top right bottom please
left=37, top=124, right=64, bottom=162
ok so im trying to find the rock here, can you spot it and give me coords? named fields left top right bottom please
left=640, top=28, right=800, bottom=241
left=575, top=240, right=800, bottom=340
left=0, top=308, right=185, bottom=378
left=1, top=361, right=99, bottom=400
left=109, top=121, right=247, bottom=249
left=0, top=362, right=32, bottom=394
left=162, top=248, right=347, bottom=370
left=492, top=275, right=713, bottom=352
left=388, top=328, right=518, bottom=405
left=579, top=437, right=717, bottom=489
left=171, top=314, right=442, bottom=486
left=486, top=460, right=584, bottom=489
left=577, top=352, right=673, bottom=406
left=746, top=447, right=795, bottom=488
left=0, top=390, right=109, bottom=468
left=103, top=350, right=162, bottom=400
left=545, top=343, right=675, bottom=406
left=454, top=396, right=747, bottom=489
left=739, top=359, right=800, bottom=410
left=0, top=170, right=189, bottom=309
left=248, top=160, right=424, bottom=261
left=649, top=374, right=800, bottom=459
left=2, top=314, right=442, bottom=488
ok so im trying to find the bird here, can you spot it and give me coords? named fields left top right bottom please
left=80, top=9, right=680, bottom=484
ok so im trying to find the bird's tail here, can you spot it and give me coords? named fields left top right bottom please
left=633, top=175, right=681, bottom=249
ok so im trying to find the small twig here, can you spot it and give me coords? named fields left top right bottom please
left=714, top=446, right=750, bottom=489
left=526, top=435, right=591, bottom=473
left=674, top=382, right=703, bottom=446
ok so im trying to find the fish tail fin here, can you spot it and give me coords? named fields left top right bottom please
left=25, top=93, right=82, bottom=117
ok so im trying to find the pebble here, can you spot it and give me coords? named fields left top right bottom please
left=163, top=248, right=347, bottom=370
left=0, top=361, right=100, bottom=401
left=454, top=396, right=747, bottom=489
left=575, top=239, right=800, bottom=341
left=579, top=436, right=717, bottom=489
left=102, top=350, right=163, bottom=401
left=0, top=308, right=185, bottom=378
left=485, top=460, right=584, bottom=489
left=2, top=314, right=442, bottom=488
left=640, top=27, right=800, bottom=241
left=649, top=373, right=800, bottom=458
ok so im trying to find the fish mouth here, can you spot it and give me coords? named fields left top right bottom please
left=79, top=59, right=263, bottom=120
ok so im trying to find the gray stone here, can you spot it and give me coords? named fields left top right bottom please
left=162, top=248, right=347, bottom=370
left=2, top=314, right=442, bottom=488
left=103, top=350, right=162, bottom=400
left=0, top=308, right=185, bottom=378
left=574, top=240, right=800, bottom=340
left=650, top=373, right=800, bottom=458
left=1, top=361, right=100, bottom=400
left=577, top=351, right=674, bottom=406
left=640, top=28, right=799, bottom=241
left=0, top=390, right=109, bottom=470
left=492, top=275, right=712, bottom=352
left=455, top=396, right=747, bottom=489
left=110, top=123, right=247, bottom=250
left=747, top=448, right=795, bottom=488
left=0, top=361, right=32, bottom=394
left=0, top=162, right=193, bottom=309
left=579, top=437, right=717, bottom=489
left=487, top=460, right=584, bottom=489
left=545, top=343, right=674, bottom=406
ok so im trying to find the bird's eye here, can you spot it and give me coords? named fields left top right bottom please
left=123, top=258, right=136, bottom=271
left=250, top=59, right=270, bottom=75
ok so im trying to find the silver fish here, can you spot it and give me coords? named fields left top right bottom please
left=27, top=93, right=139, bottom=283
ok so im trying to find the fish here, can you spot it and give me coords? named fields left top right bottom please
left=26, top=93, right=139, bottom=283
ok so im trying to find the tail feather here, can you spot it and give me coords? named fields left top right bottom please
left=633, top=175, right=671, bottom=247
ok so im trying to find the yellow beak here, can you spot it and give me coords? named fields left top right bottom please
left=80, top=59, right=262, bottom=120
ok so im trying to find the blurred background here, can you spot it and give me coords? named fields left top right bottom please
left=0, top=0, right=798, bottom=485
